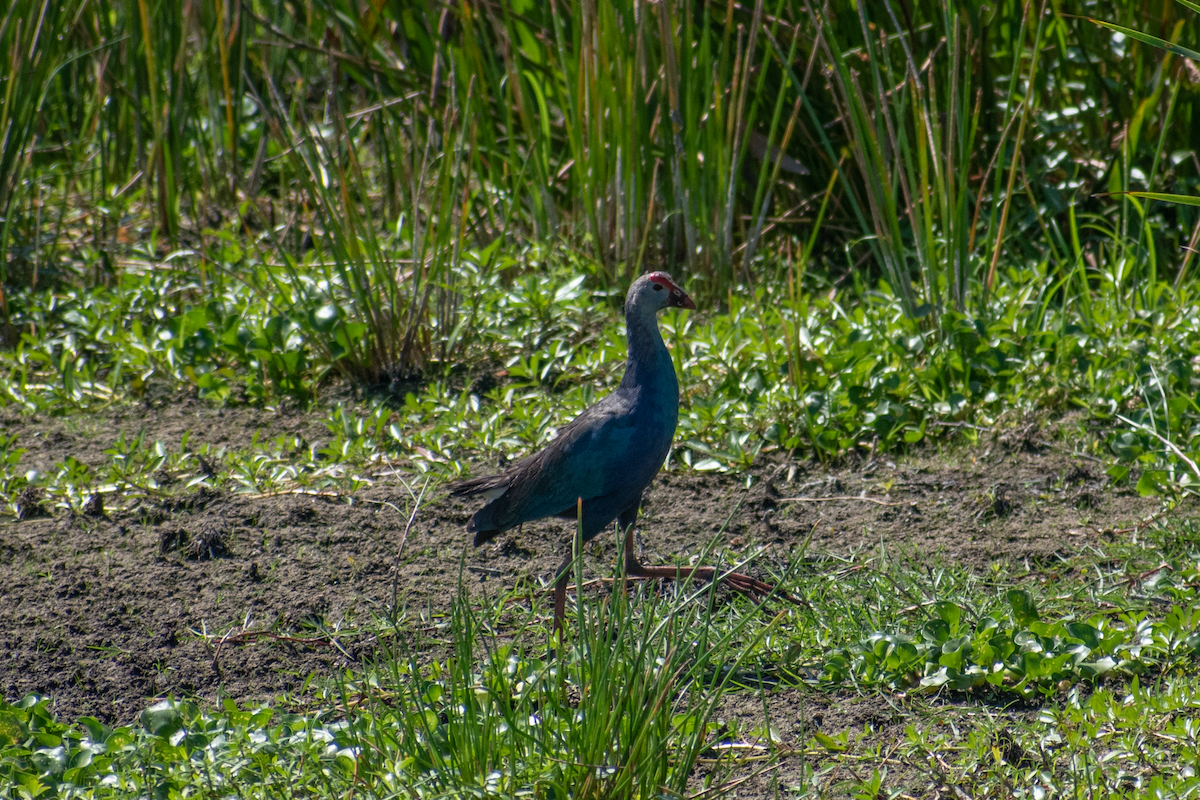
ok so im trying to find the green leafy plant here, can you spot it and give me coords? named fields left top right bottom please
left=822, top=587, right=1200, bottom=700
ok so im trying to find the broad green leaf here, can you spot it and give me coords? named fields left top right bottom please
left=922, top=619, right=951, bottom=645
left=1007, top=589, right=1039, bottom=626
left=1079, top=657, right=1117, bottom=677
left=1136, top=470, right=1171, bottom=497
left=0, top=711, right=22, bottom=747
left=140, top=702, right=183, bottom=738
left=1065, top=623, right=1102, bottom=650
left=935, top=602, right=963, bottom=633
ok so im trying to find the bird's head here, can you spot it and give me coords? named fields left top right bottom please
left=626, top=271, right=697, bottom=315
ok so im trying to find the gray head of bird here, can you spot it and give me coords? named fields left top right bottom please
left=625, top=272, right=697, bottom=318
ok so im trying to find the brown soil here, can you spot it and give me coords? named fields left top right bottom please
left=0, top=403, right=1167, bottom=791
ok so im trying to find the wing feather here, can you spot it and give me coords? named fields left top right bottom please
left=450, top=389, right=642, bottom=539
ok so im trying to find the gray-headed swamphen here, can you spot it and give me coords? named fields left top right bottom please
left=450, top=272, right=793, bottom=633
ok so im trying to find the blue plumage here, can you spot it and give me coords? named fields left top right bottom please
left=450, top=271, right=693, bottom=545
left=449, top=272, right=796, bottom=633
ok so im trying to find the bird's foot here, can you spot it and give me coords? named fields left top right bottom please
left=623, top=559, right=805, bottom=608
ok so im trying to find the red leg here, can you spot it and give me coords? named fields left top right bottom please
left=553, top=569, right=568, bottom=638
left=551, top=552, right=573, bottom=643
left=621, top=525, right=804, bottom=606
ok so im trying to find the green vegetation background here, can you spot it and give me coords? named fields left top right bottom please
left=2, top=0, right=1200, bottom=797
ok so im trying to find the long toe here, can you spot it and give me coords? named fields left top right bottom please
left=721, top=570, right=804, bottom=605
left=628, top=558, right=805, bottom=608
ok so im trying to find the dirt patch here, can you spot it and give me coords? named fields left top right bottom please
left=711, top=688, right=918, bottom=794
left=0, top=406, right=1168, bottom=726
left=2, top=400, right=332, bottom=479
left=710, top=690, right=1045, bottom=796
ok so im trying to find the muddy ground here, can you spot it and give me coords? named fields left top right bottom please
left=0, top=403, right=1172, bottom=794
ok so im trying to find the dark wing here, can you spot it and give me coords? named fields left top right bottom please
left=450, top=389, right=640, bottom=539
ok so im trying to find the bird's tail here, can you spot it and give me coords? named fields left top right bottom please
left=448, top=474, right=508, bottom=545
left=447, top=473, right=509, bottom=499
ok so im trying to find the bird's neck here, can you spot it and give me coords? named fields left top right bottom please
left=620, top=303, right=677, bottom=395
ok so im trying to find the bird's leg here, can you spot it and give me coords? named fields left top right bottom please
left=552, top=552, right=573, bottom=641
left=622, top=522, right=642, bottom=579
left=621, top=524, right=804, bottom=607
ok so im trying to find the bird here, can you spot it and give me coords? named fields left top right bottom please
left=449, top=271, right=795, bottom=634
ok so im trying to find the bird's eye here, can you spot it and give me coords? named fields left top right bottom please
left=653, top=284, right=663, bottom=291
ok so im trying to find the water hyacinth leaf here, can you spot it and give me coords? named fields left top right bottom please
left=30, top=746, right=68, bottom=778
left=1046, top=652, right=1077, bottom=677
left=935, top=602, right=963, bottom=634
left=0, top=711, right=21, bottom=746
left=1007, top=589, right=1039, bottom=626
left=68, top=748, right=93, bottom=771
left=948, top=667, right=985, bottom=691
left=922, top=619, right=951, bottom=645
left=140, top=702, right=183, bottom=738
left=888, top=641, right=920, bottom=670
left=1079, top=656, right=1118, bottom=678
left=1110, top=433, right=1144, bottom=461
left=1064, top=623, right=1102, bottom=650
left=1019, top=651, right=1047, bottom=678
left=311, top=305, right=341, bottom=333
left=1136, top=470, right=1171, bottom=497
left=920, top=667, right=950, bottom=688
left=1014, top=630, right=1043, bottom=651
left=939, top=637, right=971, bottom=671
left=1029, top=620, right=1063, bottom=638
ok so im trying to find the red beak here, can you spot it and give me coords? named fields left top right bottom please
left=671, top=286, right=697, bottom=310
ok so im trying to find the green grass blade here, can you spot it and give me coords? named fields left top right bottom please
left=1123, top=191, right=1200, bottom=207
left=1087, top=18, right=1200, bottom=61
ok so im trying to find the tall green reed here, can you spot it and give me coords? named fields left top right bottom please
left=245, top=53, right=478, bottom=386
left=4, top=0, right=1199, bottom=386
left=803, top=0, right=1024, bottom=321
left=447, top=0, right=812, bottom=295
left=0, top=0, right=86, bottom=341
